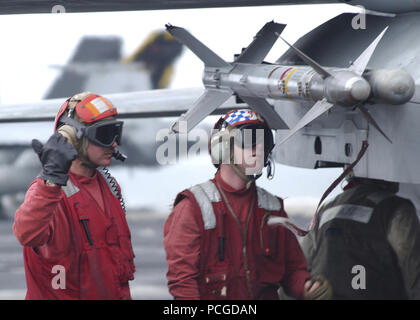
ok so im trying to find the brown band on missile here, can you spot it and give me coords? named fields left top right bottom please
left=266, top=66, right=282, bottom=99
left=278, top=67, right=293, bottom=97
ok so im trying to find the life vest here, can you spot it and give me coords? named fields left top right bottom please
left=308, top=184, right=411, bottom=299
left=174, top=179, right=298, bottom=300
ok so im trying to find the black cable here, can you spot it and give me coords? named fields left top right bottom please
left=101, top=167, right=127, bottom=213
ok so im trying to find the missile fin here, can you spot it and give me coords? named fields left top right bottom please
left=235, top=21, right=286, bottom=64
left=349, top=27, right=388, bottom=76
left=279, top=98, right=334, bottom=144
left=170, top=88, right=232, bottom=133
left=278, top=35, right=332, bottom=79
left=238, top=95, right=289, bottom=129
left=358, top=104, right=392, bottom=143
left=166, top=24, right=230, bottom=68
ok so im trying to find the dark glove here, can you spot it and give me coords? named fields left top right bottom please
left=32, top=132, right=78, bottom=186
left=303, top=274, right=333, bottom=300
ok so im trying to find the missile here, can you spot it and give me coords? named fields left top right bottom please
left=167, top=22, right=415, bottom=143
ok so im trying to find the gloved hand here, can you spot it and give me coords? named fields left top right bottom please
left=303, top=274, right=333, bottom=300
left=32, top=132, right=78, bottom=186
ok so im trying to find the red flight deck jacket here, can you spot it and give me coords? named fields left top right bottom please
left=13, top=171, right=135, bottom=300
left=164, top=171, right=310, bottom=300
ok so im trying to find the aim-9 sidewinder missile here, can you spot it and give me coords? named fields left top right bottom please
left=167, top=21, right=415, bottom=144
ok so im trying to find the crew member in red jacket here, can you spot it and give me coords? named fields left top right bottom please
left=164, top=109, right=332, bottom=300
left=13, top=92, right=135, bottom=300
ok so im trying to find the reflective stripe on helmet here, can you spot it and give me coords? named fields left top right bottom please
left=76, top=94, right=117, bottom=123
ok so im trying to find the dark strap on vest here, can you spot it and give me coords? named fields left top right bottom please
left=309, top=140, right=369, bottom=230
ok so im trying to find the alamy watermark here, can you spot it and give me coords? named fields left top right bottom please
left=351, top=265, right=366, bottom=290
left=155, top=121, right=268, bottom=175
left=352, top=6, right=367, bottom=30
left=51, top=265, right=66, bottom=290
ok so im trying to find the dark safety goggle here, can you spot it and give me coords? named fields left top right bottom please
left=85, top=120, right=123, bottom=147
left=58, top=115, right=123, bottom=148
left=232, top=124, right=274, bottom=152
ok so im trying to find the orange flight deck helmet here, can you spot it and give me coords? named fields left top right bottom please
left=54, top=92, right=124, bottom=167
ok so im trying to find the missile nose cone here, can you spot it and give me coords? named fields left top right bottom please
left=350, top=78, right=371, bottom=101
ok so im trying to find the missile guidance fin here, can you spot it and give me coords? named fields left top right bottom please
left=349, top=27, right=389, bottom=76
left=165, top=24, right=230, bottom=68
left=357, top=104, right=392, bottom=143
left=238, top=95, right=289, bottom=129
left=279, top=98, right=334, bottom=144
left=277, top=34, right=332, bottom=79
left=170, top=88, right=232, bottom=133
left=235, top=21, right=286, bottom=64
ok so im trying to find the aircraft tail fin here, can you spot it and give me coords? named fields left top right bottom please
left=166, top=24, right=230, bottom=68
left=44, top=37, right=122, bottom=99
left=122, top=30, right=184, bottom=89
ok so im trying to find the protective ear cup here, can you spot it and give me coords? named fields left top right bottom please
left=57, top=125, right=78, bottom=149
left=57, top=124, right=91, bottom=166
left=210, top=128, right=233, bottom=165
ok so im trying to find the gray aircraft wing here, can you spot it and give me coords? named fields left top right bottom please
left=0, top=88, right=244, bottom=123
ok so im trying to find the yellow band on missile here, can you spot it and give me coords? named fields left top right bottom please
left=285, top=67, right=301, bottom=99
